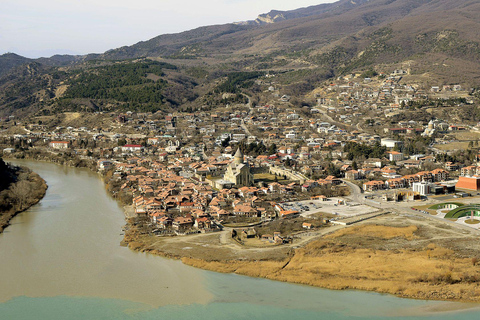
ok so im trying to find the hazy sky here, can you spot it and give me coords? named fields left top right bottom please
left=1, top=0, right=331, bottom=58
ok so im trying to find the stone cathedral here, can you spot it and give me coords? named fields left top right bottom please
left=223, top=148, right=253, bottom=187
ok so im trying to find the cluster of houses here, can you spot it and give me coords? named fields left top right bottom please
left=104, top=153, right=311, bottom=235
left=2, top=67, right=479, bottom=230
left=363, top=168, right=451, bottom=195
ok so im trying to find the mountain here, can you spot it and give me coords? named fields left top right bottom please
left=1, top=0, right=479, bottom=117
left=0, top=53, right=86, bottom=77
left=3, top=0, right=480, bottom=69
left=98, top=0, right=480, bottom=74
left=0, top=53, right=32, bottom=77
left=236, top=0, right=371, bottom=25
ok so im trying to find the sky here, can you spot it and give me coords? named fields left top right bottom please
left=0, top=0, right=331, bottom=59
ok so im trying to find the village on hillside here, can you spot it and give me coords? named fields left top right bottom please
left=2, top=68, right=480, bottom=245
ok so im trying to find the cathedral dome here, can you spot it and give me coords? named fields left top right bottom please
left=234, top=148, right=243, bottom=164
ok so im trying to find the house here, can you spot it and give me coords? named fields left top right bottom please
left=387, top=151, right=404, bottom=162
left=279, top=210, right=299, bottom=219
left=178, top=202, right=193, bottom=212
left=122, top=144, right=143, bottom=153
left=194, top=217, right=212, bottom=229
left=233, top=204, right=259, bottom=217
left=98, top=160, right=113, bottom=171
left=302, top=222, right=313, bottom=229
left=403, top=159, right=421, bottom=169
left=172, top=216, right=194, bottom=232
left=412, top=181, right=436, bottom=196
left=49, top=141, right=70, bottom=149
left=324, top=176, right=342, bottom=185
left=311, top=195, right=328, bottom=201
left=159, top=153, right=168, bottom=161
left=364, top=158, right=383, bottom=168
left=345, top=170, right=360, bottom=180
left=461, top=166, right=478, bottom=177
left=380, top=139, right=403, bottom=149
left=445, top=162, right=459, bottom=171
left=363, top=180, right=385, bottom=192
left=261, top=234, right=274, bottom=241
left=156, top=216, right=172, bottom=229
left=431, top=168, right=449, bottom=181
left=386, top=178, right=405, bottom=189
left=302, top=180, right=319, bottom=192
left=213, top=209, right=230, bottom=220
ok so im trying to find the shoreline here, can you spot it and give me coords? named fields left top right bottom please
left=0, top=165, right=48, bottom=233
left=6, top=155, right=480, bottom=306
left=122, top=213, right=480, bottom=305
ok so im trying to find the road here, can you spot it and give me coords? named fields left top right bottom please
left=342, top=179, right=363, bottom=203
left=240, top=94, right=253, bottom=137
left=241, top=120, right=252, bottom=137
left=341, top=179, right=480, bottom=235
left=317, top=106, right=336, bottom=124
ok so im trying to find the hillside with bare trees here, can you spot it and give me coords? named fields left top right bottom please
left=0, top=158, right=47, bottom=232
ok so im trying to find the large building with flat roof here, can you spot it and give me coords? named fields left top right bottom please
left=456, top=176, right=480, bottom=191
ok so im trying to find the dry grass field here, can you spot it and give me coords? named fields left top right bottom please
left=434, top=142, right=469, bottom=151
left=254, top=173, right=287, bottom=182
left=184, top=222, right=480, bottom=302
left=125, top=212, right=480, bottom=302
left=453, top=131, right=480, bottom=141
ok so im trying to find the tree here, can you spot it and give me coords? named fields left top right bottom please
left=221, top=136, right=231, bottom=148
left=9, top=180, right=33, bottom=211
left=327, top=163, right=340, bottom=177
left=268, top=143, right=277, bottom=155
left=117, top=138, right=126, bottom=146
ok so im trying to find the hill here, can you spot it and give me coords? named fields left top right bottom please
left=0, top=0, right=479, bottom=117
left=236, top=0, right=371, bottom=25
left=99, top=0, right=480, bottom=63
left=0, top=53, right=32, bottom=77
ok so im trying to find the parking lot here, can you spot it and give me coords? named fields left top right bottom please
left=282, top=198, right=378, bottom=218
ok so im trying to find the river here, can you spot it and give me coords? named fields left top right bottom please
left=1, top=160, right=480, bottom=319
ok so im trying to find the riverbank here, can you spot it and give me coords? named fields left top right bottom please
left=6, top=154, right=480, bottom=304
left=1, top=150, right=94, bottom=232
left=5, top=150, right=97, bottom=171
left=123, top=213, right=480, bottom=304
left=0, top=163, right=48, bottom=233
left=0, top=159, right=213, bottom=308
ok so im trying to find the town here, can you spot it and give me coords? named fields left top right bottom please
left=2, top=67, right=480, bottom=245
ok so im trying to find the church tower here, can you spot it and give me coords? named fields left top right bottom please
left=234, top=148, right=243, bottom=164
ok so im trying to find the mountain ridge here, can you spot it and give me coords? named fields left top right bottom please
left=235, top=0, right=371, bottom=25
left=1, top=0, right=480, bottom=117
left=3, top=0, right=479, bottom=66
